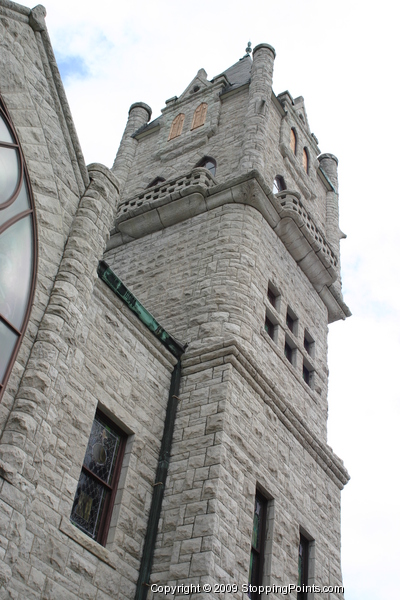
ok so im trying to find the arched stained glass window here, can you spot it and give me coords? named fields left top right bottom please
left=0, top=93, right=37, bottom=401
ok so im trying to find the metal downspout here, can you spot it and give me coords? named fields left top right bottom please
left=134, top=359, right=182, bottom=600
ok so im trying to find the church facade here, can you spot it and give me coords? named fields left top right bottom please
left=0, top=2, right=349, bottom=599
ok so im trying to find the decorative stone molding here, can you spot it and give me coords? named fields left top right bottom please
left=110, top=168, right=350, bottom=322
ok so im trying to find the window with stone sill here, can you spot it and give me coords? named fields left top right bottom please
left=303, top=330, right=315, bottom=358
left=191, top=102, right=208, bottom=130
left=168, top=113, right=185, bottom=141
left=286, top=306, right=298, bottom=336
left=70, top=411, right=126, bottom=546
left=267, top=282, right=280, bottom=311
left=265, top=306, right=278, bottom=343
left=0, top=92, right=37, bottom=402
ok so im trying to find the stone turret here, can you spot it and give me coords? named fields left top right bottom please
left=112, top=102, right=152, bottom=193
left=240, top=43, right=276, bottom=173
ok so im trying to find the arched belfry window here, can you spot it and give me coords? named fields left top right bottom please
left=290, top=128, right=297, bottom=155
left=302, top=148, right=309, bottom=174
left=168, top=113, right=185, bottom=141
left=0, top=93, right=37, bottom=401
left=273, top=175, right=286, bottom=194
left=191, top=103, right=208, bottom=130
left=147, top=177, right=166, bottom=188
left=195, top=156, right=216, bottom=177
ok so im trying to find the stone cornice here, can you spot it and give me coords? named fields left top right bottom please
left=109, top=169, right=350, bottom=322
left=182, top=337, right=350, bottom=489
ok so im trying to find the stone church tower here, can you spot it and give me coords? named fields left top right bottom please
left=0, top=3, right=349, bottom=599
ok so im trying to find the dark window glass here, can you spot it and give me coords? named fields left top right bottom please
left=286, top=312, right=294, bottom=332
left=265, top=315, right=275, bottom=340
left=303, top=365, right=310, bottom=385
left=284, top=342, right=293, bottom=363
left=248, top=493, right=267, bottom=599
left=147, top=177, right=166, bottom=188
left=273, top=175, right=286, bottom=194
left=0, top=93, right=36, bottom=402
left=71, top=412, right=126, bottom=545
left=196, top=156, right=216, bottom=177
left=267, top=287, right=276, bottom=308
left=298, top=534, right=309, bottom=599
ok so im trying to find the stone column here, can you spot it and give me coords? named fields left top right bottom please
left=112, top=102, right=152, bottom=194
left=0, top=164, right=119, bottom=479
left=318, top=153, right=341, bottom=272
left=240, top=43, right=276, bottom=175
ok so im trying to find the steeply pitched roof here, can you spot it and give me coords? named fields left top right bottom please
left=214, top=54, right=252, bottom=93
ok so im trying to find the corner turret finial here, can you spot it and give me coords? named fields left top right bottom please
left=246, top=41, right=252, bottom=55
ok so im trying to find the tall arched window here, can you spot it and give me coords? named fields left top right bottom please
left=195, top=156, right=216, bottom=177
left=191, top=103, right=208, bottom=130
left=0, top=93, right=37, bottom=401
left=290, top=128, right=297, bottom=155
left=168, top=113, right=185, bottom=141
left=302, top=148, right=309, bottom=174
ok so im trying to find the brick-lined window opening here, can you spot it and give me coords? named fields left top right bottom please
left=0, top=92, right=37, bottom=402
left=70, top=411, right=126, bottom=546
left=168, top=113, right=185, bottom=141
left=248, top=492, right=268, bottom=599
left=191, top=102, right=208, bottom=130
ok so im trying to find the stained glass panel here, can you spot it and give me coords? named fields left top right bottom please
left=0, top=216, right=34, bottom=331
left=0, top=113, right=13, bottom=143
left=70, top=471, right=106, bottom=539
left=0, top=146, right=20, bottom=205
left=0, top=179, right=30, bottom=228
left=83, top=415, right=121, bottom=485
left=0, top=320, right=18, bottom=380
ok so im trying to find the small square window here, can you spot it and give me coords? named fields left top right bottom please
left=286, top=307, right=298, bottom=336
left=284, top=342, right=293, bottom=363
left=264, top=306, right=278, bottom=343
left=70, top=411, right=126, bottom=546
left=284, top=335, right=296, bottom=366
left=304, top=330, right=315, bottom=358
left=267, top=282, right=280, bottom=311
left=302, top=357, right=314, bottom=389
left=265, top=315, right=275, bottom=339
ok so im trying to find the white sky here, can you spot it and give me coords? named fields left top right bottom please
left=39, top=1, right=400, bottom=597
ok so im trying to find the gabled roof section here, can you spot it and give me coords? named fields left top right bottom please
left=177, top=68, right=211, bottom=102
left=214, top=54, right=252, bottom=94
